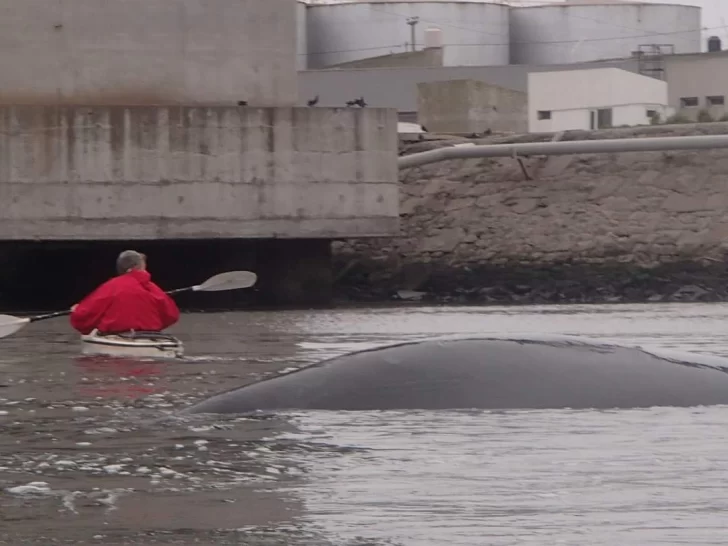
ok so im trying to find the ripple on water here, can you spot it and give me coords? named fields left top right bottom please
left=275, top=406, right=728, bottom=546
left=3, top=303, right=728, bottom=544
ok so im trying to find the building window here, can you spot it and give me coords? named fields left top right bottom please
left=646, top=109, right=660, bottom=123
left=590, top=108, right=613, bottom=129
left=537, top=110, right=551, bottom=120
left=680, top=97, right=699, bottom=108
left=597, top=108, right=612, bottom=129
left=707, top=95, right=725, bottom=106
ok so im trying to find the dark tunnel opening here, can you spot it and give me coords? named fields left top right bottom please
left=0, top=238, right=333, bottom=313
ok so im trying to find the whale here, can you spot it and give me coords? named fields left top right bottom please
left=182, top=334, right=728, bottom=413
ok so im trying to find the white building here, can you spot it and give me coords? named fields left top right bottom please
left=527, top=68, right=671, bottom=132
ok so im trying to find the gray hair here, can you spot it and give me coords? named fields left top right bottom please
left=116, top=250, right=146, bottom=275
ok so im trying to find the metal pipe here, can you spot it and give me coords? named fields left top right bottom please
left=398, top=134, right=728, bottom=170
left=407, top=16, right=419, bottom=52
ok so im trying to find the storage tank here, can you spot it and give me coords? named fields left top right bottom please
left=298, top=1, right=309, bottom=70
left=306, top=0, right=510, bottom=68
left=506, top=0, right=727, bottom=53
left=510, top=1, right=701, bottom=65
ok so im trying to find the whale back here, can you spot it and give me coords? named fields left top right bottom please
left=183, top=336, right=728, bottom=413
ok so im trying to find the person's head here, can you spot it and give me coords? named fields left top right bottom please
left=116, top=250, right=147, bottom=275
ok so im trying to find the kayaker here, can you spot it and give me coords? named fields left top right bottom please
left=69, top=250, right=180, bottom=335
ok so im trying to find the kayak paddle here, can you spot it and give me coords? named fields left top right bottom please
left=166, top=270, right=257, bottom=294
left=0, top=270, right=258, bottom=340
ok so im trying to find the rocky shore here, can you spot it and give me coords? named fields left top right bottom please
left=332, top=257, right=728, bottom=305
left=332, top=122, right=728, bottom=306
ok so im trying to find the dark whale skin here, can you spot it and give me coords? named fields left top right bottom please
left=182, top=335, right=728, bottom=413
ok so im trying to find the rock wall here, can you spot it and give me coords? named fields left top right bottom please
left=333, top=122, right=728, bottom=304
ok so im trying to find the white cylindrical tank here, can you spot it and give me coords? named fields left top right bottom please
left=510, top=2, right=701, bottom=65
left=307, top=1, right=510, bottom=68
left=506, top=0, right=727, bottom=53
left=297, top=1, right=308, bottom=70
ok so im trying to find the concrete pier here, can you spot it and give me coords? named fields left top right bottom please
left=0, top=0, right=400, bottom=309
left=0, top=105, right=398, bottom=309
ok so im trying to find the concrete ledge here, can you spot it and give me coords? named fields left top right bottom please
left=0, top=218, right=400, bottom=240
left=0, top=105, right=400, bottom=240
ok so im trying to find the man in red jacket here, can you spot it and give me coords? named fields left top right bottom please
left=70, top=250, right=180, bottom=335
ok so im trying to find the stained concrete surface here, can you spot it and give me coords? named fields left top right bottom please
left=0, top=0, right=297, bottom=107
left=0, top=105, right=399, bottom=242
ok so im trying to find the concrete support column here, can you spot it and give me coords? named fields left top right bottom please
left=257, top=239, right=333, bottom=307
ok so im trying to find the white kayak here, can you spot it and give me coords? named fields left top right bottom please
left=80, top=329, right=184, bottom=359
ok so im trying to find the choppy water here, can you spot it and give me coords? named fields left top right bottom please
left=2, top=302, right=728, bottom=545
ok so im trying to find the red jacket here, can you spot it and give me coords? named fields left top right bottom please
left=70, top=270, right=180, bottom=335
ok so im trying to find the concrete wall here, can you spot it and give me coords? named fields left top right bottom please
left=336, top=123, right=728, bottom=273
left=297, top=58, right=642, bottom=113
left=528, top=68, right=668, bottom=132
left=505, top=0, right=728, bottom=55
left=0, top=106, right=399, bottom=241
left=417, top=79, right=527, bottom=134
left=665, top=51, right=728, bottom=121
left=535, top=104, right=673, bottom=133
left=0, top=0, right=296, bottom=107
left=615, top=104, right=675, bottom=126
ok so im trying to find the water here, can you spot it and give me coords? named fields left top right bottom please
left=2, top=302, right=728, bottom=545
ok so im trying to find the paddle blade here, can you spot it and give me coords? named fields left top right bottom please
left=193, top=271, right=257, bottom=292
left=0, top=315, right=31, bottom=339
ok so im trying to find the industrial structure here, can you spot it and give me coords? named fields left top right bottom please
left=0, top=0, right=399, bottom=309
left=298, top=1, right=308, bottom=70
left=527, top=67, right=670, bottom=131
left=305, top=0, right=510, bottom=68
left=664, top=47, right=728, bottom=121
left=509, top=2, right=701, bottom=65
left=504, top=0, right=728, bottom=52
left=297, top=0, right=728, bottom=133
left=418, top=78, right=528, bottom=133
left=297, top=0, right=702, bottom=70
